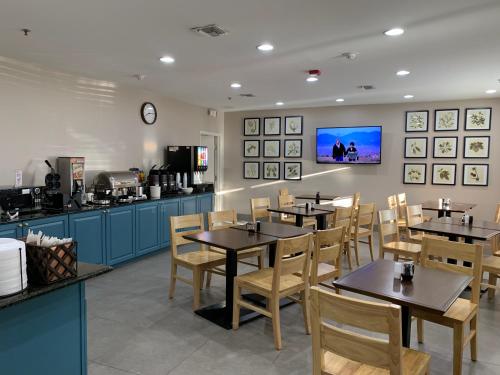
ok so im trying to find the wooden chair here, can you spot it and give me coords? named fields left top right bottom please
left=481, top=256, right=500, bottom=300
left=493, top=203, right=500, bottom=256
left=414, top=237, right=483, bottom=375
left=378, top=208, right=421, bottom=263
left=233, top=233, right=313, bottom=350
left=329, top=206, right=354, bottom=269
left=310, top=286, right=431, bottom=375
left=278, top=194, right=316, bottom=228
left=310, top=226, right=344, bottom=290
left=278, top=187, right=289, bottom=197
left=168, top=214, right=226, bottom=310
left=352, top=191, right=361, bottom=210
left=406, top=204, right=426, bottom=243
left=250, top=197, right=272, bottom=222
left=387, top=194, right=407, bottom=231
left=351, top=203, right=375, bottom=265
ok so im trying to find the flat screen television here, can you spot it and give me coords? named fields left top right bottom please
left=316, top=126, right=382, bottom=164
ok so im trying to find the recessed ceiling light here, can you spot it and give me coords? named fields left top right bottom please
left=257, top=43, right=274, bottom=52
left=396, top=70, right=410, bottom=76
left=275, top=101, right=284, bottom=106
left=336, top=98, right=345, bottom=103
left=404, top=94, right=414, bottom=99
left=230, top=82, right=242, bottom=88
left=485, top=89, right=497, bottom=94
left=159, top=56, right=175, bottom=64
left=384, top=28, right=405, bottom=36
left=306, top=76, right=318, bottom=82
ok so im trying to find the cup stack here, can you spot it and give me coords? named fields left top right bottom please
left=0, top=238, right=28, bottom=297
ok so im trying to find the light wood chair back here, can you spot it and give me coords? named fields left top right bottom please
left=278, top=194, right=295, bottom=221
left=330, top=206, right=353, bottom=244
left=332, top=195, right=353, bottom=208
left=421, top=237, right=483, bottom=304
left=310, top=286, right=403, bottom=374
left=311, top=227, right=344, bottom=286
left=378, top=208, right=400, bottom=245
left=170, top=214, right=205, bottom=257
left=353, top=192, right=361, bottom=210
left=495, top=203, right=500, bottom=224
left=397, top=192, right=408, bottom=221
left=273, top=233, right=313, bottom=290
left=250, top=197, right=272, bottom=222
left=278, top=188, right=289, bottom=197
left=387, top=194, right=398, bottom=210
left=208, top=209, right=237, bottom=230
left=406, top=204, right=424, bottom=238
left=354, top=203, right=375, bottom=230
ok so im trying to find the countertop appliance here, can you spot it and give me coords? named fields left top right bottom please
left=165, top=146, right=209, bottom=191
left=93, top=171, right=146, bottom=203
left=57, top=157, right=85, bottom=206
left=0, top=186, right=43, bottom=219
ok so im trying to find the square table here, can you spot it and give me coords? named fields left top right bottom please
left=333, top=259, right=472, bottom=347
left=295, top=194, right=338, bottom=201
left=267, top=206, right=332, bottom=229
left=421, top=200, right=476, bottom=218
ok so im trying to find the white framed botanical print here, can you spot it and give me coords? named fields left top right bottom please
left=284, top=116, right=303, bottom=135
left=243, top=118, right=260, bottom=136
left=403, top=163, right=426, bottom=184
left=434, top=109, right=459, bottom=131
left=284, top=139, right=302, bottom=158
left=284, top=162, right=302, bottom=180
left=404, top=137, right=427, bottom=158
left=263, top=140, right=280, bottom=158
left=405, top=111, right=428, bottom=132
left=243, top=140, right=260, bottom=157
left=263, top=117, right=281, bottom=136
left=432, top=164, right=456, bottom=185
left=465, top=108, right=491, bottom=131
left=463, top=164, right=489, bottom=186
left=263, top=162, right=280, bottom=180
left=463, top=136, right=490, bottom=159
left=243, top=162, right=260, bottom=179
left=433, top=137, right=458, bottom=158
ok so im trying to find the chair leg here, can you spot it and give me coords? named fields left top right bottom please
left=271, top=297, right=282, bottom=350
left=258, top=253, right=265, bottom=269
left=205, top=270, right=212, bottom=288
left=452, top=323, right=464, bottom=375
left=232, top=283, right=241, bottom=330
left=192, top=268, right=202, bottom=310
left=393, top=253, right=399, bottom=262
left=301, top=288, right=311, bottom=335
left=345, top=242, right=353, bottom=270
left=417, top=318, right=424, bottom=343
left=470, top=316, right=478, bottom=361
left=368, top=235, right=374, bottom=261
left=488, top=273, right=497, bottom=300
left=353, top=236, right=360, bottom=267
left=169, top=263, right=177, bottom=299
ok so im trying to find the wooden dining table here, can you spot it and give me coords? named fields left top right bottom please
left=295, top=194, right=338, bottom=201
left=183, top=223, right=313, bottom=329
left=267, top=206, right=332, bottom=229
left=421, top=200, right=477, bottom=218
left=333, top=259, right=472, bottom=348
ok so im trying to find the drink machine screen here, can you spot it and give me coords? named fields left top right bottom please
left=195, top=146, right=208, bottom=172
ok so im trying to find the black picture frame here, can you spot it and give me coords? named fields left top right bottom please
left=243, top=162, right=260, bottom=179
left=243, top=118, right=261, bottom=136
left=284, top=162, right=302, bottom=181
left=263, top=139, right=281, bottom=158
left=434, top=109, right=459, bottom=131
left=433, top=136, right=458, bottom=159
left=404, top=137, right=428, bottom=158
left=284, top=139, right=303, bottom=158
left=462, top=164, right=489, bottom=186
left=263, top=162, right=281, bottom=180
left=405, top=110, right=429, bottom=133
left=263, top=117, right=281, bottom=136
left=431, top=163, right=457, bottom=186
left=284, top=116, right=304, bottom=135
left=403, top=163, right=427, bottom=185
left=464, top=107, right=492, bottom=131
left=463, top=136, right=490, bottom=159
left=243, top=140, right=260, bottom=158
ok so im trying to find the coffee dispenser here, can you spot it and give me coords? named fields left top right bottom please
left=57, top=157, right=85, bottom=206
left=165, top=146, right=212, bottom=192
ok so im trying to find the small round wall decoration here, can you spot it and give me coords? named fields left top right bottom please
left=141, top=102, right=157, bottom=125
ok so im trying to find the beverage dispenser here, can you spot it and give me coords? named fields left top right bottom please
left=165, top=146, right=213, bottom=193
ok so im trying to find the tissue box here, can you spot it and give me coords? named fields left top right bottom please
left=26, top=241, right=78, bottom=285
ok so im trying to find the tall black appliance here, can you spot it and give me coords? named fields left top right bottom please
left=165, top=146, right=211, bottom=192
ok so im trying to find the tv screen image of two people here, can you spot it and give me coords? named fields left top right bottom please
left=316, top=126, right=382, bottom=164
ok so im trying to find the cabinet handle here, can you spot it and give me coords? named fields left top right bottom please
left=17, top=223, right=23, bottom=228
left=24, top=223, right=29, bottom=227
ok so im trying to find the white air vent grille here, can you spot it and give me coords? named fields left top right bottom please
left=239, top=93, right=255, bottom=98
left=191, top=24, right=228, bottom=37
left=357, top=85, right=375, bottom=90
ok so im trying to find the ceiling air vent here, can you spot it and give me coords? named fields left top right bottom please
left=357, top=85, right=375, bottom=90
left=239, top=93, right=255, bottom=98
left=191, top=24, right=228, bottom=37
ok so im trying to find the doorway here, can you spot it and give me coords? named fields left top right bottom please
left=200, top=132, right=222, bottom=210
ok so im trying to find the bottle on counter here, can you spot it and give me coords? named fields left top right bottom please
left=183, top=173, right=188, bottom=189
left=315, top=192, right=320, bottom=205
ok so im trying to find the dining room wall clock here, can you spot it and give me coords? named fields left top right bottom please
left=141, top=102, right=157, bottom=125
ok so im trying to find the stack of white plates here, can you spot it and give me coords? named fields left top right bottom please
left=0, top=238, right=27, bottom=297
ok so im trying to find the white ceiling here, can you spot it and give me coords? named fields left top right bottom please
left=1, top=0, right=499, bottom=111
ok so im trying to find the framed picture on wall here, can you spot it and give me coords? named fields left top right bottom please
left=465, top=108, right=491, bottom=131
left=263, top=117, right=281, bottom=135
left=284, top=116, right=303, bottom=135
left=244, top=140, right=260, bottom=157
left=403, top=163, right=427, bottom=184
left=463, top=136, right=490, bottom=158
left=434, top=109, right=459, bottom=131
left=284, top=162, right=302, bottom=180
left=463, top=164, right=489, bottom=186
left=263, top=140, right=281, bottom=158
left=284, top=139, right=302, bottom=158
left=243, top=118, right=260, bottom=136
left=243, top=162, right=260, bottom=179
left=405, top=111, right=428, bottom=132
left=404, top=137, right=428, bottom=158
left=432, top=164, right=456, bottom=185
left=433, top=137, right=458, bottom=158
left=263, top=162, right=280, bottom=180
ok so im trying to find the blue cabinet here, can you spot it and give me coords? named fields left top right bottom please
left=197, top=194, right=214, bottom=214
left=69, top=210, right=106, bottom=264
left=106, top=205, right=135, bottom=265
left=180, top=196, right=197, bottom=215
left=0, top=223, right=20, bottom=239
left=159, top=199, right=180, bottom=248
left=23, top=215, right=69, bottom=238
left=135, top=201, right=160, bottom=256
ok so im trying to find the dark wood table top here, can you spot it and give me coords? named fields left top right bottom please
left=232, top=222, right=314, bottom=238
left=421, top=200, right=476, bottom=213
left=183, top=228, right=278, bottom=252
left=333, top=259, right=472, bottom=315
left=436, top=216, right=500, bottom=232
left=408, top=220, right=499, bottom=241
left=267, top=206, right=330, bottom=217
left=295, top=194, right=338, bottom=201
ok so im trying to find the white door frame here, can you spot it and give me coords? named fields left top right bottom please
left=200, top=131, right=223, bottom=210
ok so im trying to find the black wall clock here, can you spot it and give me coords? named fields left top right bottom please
left=141, top=102, right=157, bottom=125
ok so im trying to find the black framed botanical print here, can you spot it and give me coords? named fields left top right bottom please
left=243, top=162, right=260, bottom=179
left=404, top=137, right=428, bottom=158
left=405, top=110, right=428, bottom=132
left=403, top=163, right=426, bottom=184
left=463, top=164, right=489, bottom=186
left=434, top=109, right=459, bottom=131
left=284, top=162, right=302, bottom=180
left=263, top=140, right=281, bottom=158
left=433, top=137, right=458, bottom=158
left=284, top=139, right=302, bottom=158
left=284, top=116, right=303, bottom=135
left=465, top=108, right=492, bottom=131
left=263, top=117, right=281, bottom=136
left=463, top=136, right=490, bottom=159
left=263, top=162, right=280, bottom=180
left=243, top=118, right=260, bottom=136
left=243, top=140, right=260, bottom=157
left=432, top=164, right=456, bottom=186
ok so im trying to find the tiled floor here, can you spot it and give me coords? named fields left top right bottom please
left=86, top=241, right=500, bottom=375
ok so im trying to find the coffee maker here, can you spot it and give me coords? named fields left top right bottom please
left=57, top=157, right=85, bottom=206
left=165, top=146, right=211, bottom=192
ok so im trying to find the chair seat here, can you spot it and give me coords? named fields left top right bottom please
left=235, top=268, right=304, bottom=296
left=443, top=298, right=478, bottom=323
left=175, top=250, right=226, bottom=267
left=483, top=255, right=500, bottom=273
left=296, top=262, right=339, bottom=281
left=383, top=241, right=421, bottom=254
left=423, top=215, right=432, bottom=222
left=323, top=348, right=430, bottom=375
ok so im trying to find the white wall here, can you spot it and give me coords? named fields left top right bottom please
left=223, top=98, right=500, bottom=220
left=0, top=56, right=223, bottom=187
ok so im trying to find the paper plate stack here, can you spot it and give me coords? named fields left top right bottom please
left=0, top=238, right=27, bottom=297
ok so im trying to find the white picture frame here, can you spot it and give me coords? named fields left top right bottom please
left=465, top=108, right=492, bottom=131
left=263, top=117, right=281, bottom=136
left=434, top=109, right=459, bottom=131
left=243, top=118, right=260, bottom=136
left=263, top=162, right=280, bottom=180
left=284, top=139, right=302, bottom=158
left=405, top=111, right=428, bottom=132
left=263, top=140, right=280, bottom=158
left=284, top=116, right=303, bottom=135
left=404, top=137, right=428, bottom=158
left=244, top=140, right=260, bottom=157
left=243, top=162, right=260, bottom=179
left=284, top=162, right=302, bottom=180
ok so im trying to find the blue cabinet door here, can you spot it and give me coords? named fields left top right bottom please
left=159, top=199, right=180, bottom=248
left=180, top=196, right=197, bottom=215
left=69, top=210, right=106, bottom=264
left=23, top=215, right=69, bottom=238
left=0, top=223, right=21, bottom=239
left=197, top=194, right=214, bottom=214
left=135, top=202, right=160, bottom=256
left=106, top=205, right=135, bottom=265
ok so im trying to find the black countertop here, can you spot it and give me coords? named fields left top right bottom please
left=0, top=262, right=112, bottom=310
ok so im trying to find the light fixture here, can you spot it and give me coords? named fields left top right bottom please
left=257, top=43, right=274, bottom=52
left=275, top=101, right=284, bottom=106
left=384, top=28, right=404, bottom=36
left=396, top=70, right=410, bottom=76
left=306, top=69, right=321, bottom=83
left=485, top=89, right=497, bottom=94
left=404, top=94, right=414, bottom=99
left=230, top=82, right=242, bottom=88
left=159, top=56, right=175, bottom=64
left=336, top=98, right=345, bottom=103
left=306, top=76, right=318, bottom=82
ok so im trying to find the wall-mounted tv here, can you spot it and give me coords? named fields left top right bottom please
left=316, top=126, right=382, bottom=164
